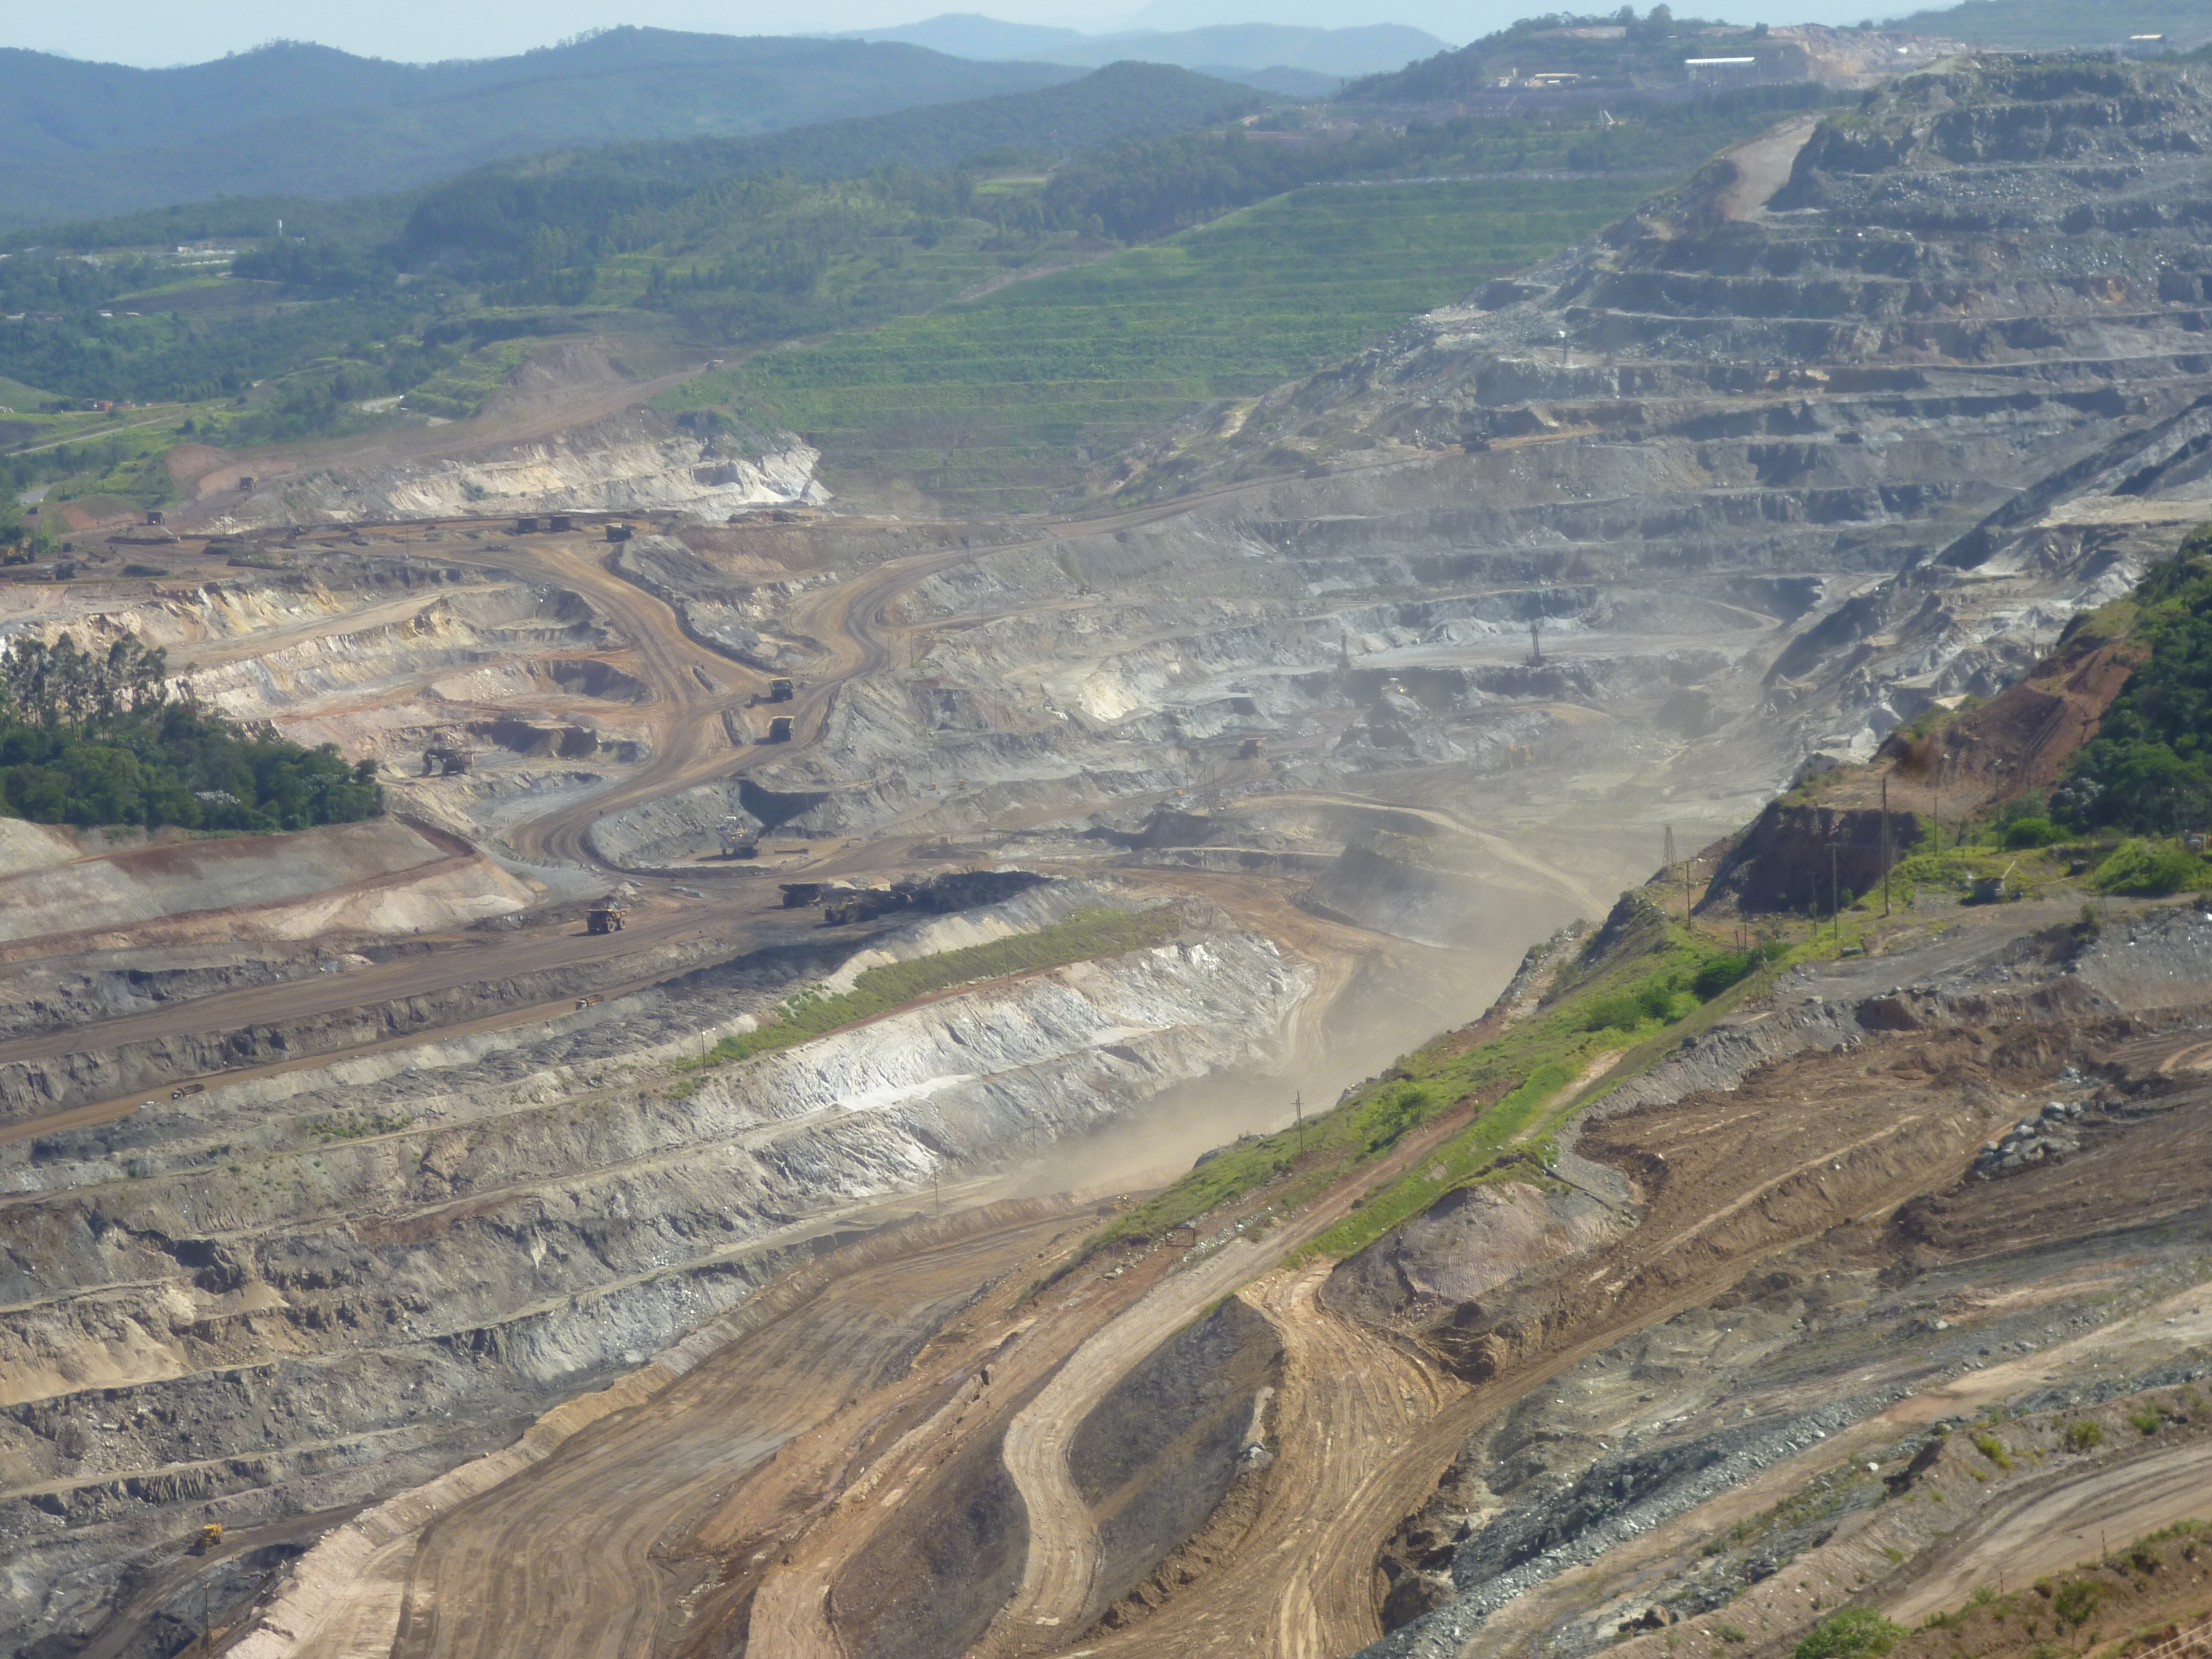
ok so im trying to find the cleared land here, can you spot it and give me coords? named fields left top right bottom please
left=678, top=177, right=1661, bottom=512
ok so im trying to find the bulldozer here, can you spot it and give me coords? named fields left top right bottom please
left=189, top=1522, right=223, bottom=1555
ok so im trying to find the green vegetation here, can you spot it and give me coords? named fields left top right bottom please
left=1094, top=890, right=1802, bottom=1261
left=1874, top=0, right=2209, bottom=49
left=0, top=632, right=380, bottom=832
left=2092, top=839, right=2210, bottom=896
left=686, top=175, right=1656, bottom=511
left=3, top=70, right=1835, bottom=515
left=1792, top=1609, right=1906, bottom=1659
left=2055, top=531, right=2212, bottom=836
left=1348, top=9, right=1807, bottom=102
left=2065, top=1418, right=2104, bottom=1451
left=0, top=32, right=1081, bottom=231
left=680, top=905, right=1180, bottom=1076
left=1971, top=1432, right=2015, bottom=1470
left=2049, top=1578, right=2105, bottom=1627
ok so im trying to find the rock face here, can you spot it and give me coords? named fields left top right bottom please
left=1175, top=56, right=2212, bottom=786
left=0, top=884, right=1309, bottom=1653
left=207, top=411, right=827, bottom=533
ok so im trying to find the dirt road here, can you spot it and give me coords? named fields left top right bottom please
left=1888, top=1438, right=2212, bottom=1621
left=381, top=1203, right=1085, bottom=1659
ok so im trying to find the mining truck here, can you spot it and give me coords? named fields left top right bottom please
left=767, top=714, right=794, bottom=742
left=189, top=1523, right=222, bottom=1554
left=586, top=905, right=627, bottom=935
left=768, top=677, right=794, bottom=702
left=422, top=743, right=473, bottom=776
left=718, top=817, right=760, bottom=859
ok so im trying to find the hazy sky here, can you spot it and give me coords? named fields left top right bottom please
left=14, top=0, right=1891, bottom=67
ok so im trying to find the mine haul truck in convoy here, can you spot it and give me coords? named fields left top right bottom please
left=766, top=714, right=794, bottom=742
left=586, top=904, right=628, bottom=934
left=768, top=677, right=794, bottom=702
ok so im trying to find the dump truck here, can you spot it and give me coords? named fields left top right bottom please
left=606, top=523, right=633, bottom=544
left=768, top=677, right=794, bottom=702
left=171, top=1083, right=206, bottom=1100
left=549, top=514, right=573, bottom=533
left=190, top=1523, right=223, bottom=1554
left=514, top=516, right=539, bottom=533
left=767, top=714, right=794, bottom=742
left=718, top=817, right=760, bottom=859
left=586, top=905, right=627, bottom=935
left=422, top=743, right=473, bottom=776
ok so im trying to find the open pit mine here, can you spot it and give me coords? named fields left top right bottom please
left=4, top=54, right=2211, bottom=1659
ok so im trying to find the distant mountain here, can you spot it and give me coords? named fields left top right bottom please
left=0, top=30, right=1079, bottom=232
left=1211, top=66, right=1350, bottom=96
left=844, top=17, right=1446, bottom=76
left=412, top=60, right=1261, bottom=208
left=838, top=13, right=1092, bottom=58
left=1875, top=0, right=2212, bottom=46
left=1032, top=23, right=1445, bottom=76
left=1120, top=0, right=1493, bottom=43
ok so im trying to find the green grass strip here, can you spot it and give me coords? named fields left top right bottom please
left=684, top=904, right=1180, bottom=1071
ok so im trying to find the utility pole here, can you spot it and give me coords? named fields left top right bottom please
left=1293, top=1091, right=1304, bottom=1153
left=1881, top=772, right=1892, bottom=917
left=1831, top=842, right=1841, bottom=942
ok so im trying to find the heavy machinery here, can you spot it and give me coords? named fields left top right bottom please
left=767, top=715, right=794, bottom=743
left=606, top=523, right=633, bottom=543
left=718, top=816, right=760, bottom=859
left=421, top=743, right=474, bottom=776
left=768, top=677, right=794, bottom=702
left=189, top=1522, right=223, bottom=1554
left=586, top=904, right=628, bottom=935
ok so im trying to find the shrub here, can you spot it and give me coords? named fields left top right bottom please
left=1971, top=1432, right=2014, bottom=1470
left=2094, top=839, right=2205, bottom=896
left=1792, top=1608, right=1906, bottom=1659
left=2127, top=1406, right=2164, bottom=1436
left=2051, top=1579, right=2104, bottom=1627
left=2002, top=816, right=2062, bottom=849
left=1692, top=950, right=1757, bottom=999
left=2065, top=1418, right=2104, bottom=1451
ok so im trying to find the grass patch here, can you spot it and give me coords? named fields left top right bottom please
left=1089, top=890, right=1807, bottom=1261
left=691, top=176, right=1662, bottom=513
left=682, top=904, right=1179, bottom=1073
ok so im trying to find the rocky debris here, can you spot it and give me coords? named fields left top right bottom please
left=1968, top=1097, right=2089, bottom=1179
left=202, top=410, right=827, bottom=534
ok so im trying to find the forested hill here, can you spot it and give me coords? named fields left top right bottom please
left=1875, top=0, right=2212, bottom=46
left=0, top=31, right=1078, bottom=231
left=448, top=61, right=1260, bottom=197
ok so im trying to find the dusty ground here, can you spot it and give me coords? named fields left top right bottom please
left=8, top=57, right=2212, bottom=1659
